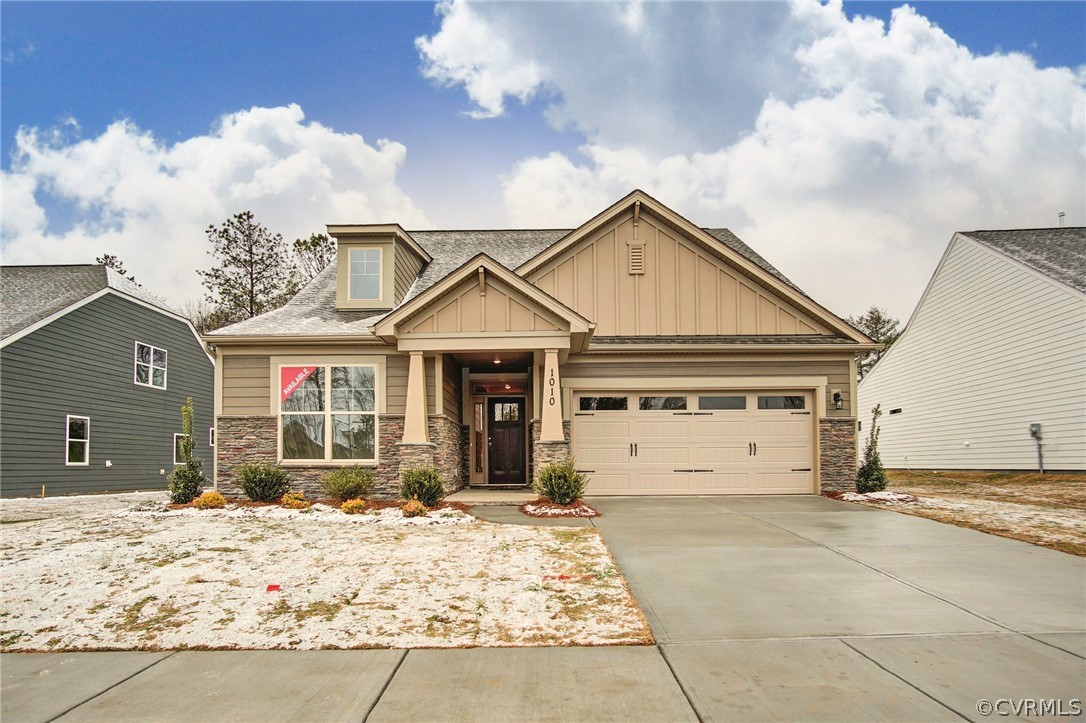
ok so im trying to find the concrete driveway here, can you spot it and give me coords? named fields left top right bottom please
left=3, top=496, right=1083, bottom=722
left=592, top=495, right=1086, bottom=721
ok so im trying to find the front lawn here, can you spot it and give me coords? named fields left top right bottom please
left=0, top=493, right=652, bottom=651
left=845, top=470, right=1086, bottom=556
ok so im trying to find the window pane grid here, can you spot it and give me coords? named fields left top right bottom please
left=280, top=365, right=376, bottom=462
left=66, top=415, right=89, bottom=465
left=135, top=342, right=167, bottom=389
left=349, top=248, right=381, bottom=300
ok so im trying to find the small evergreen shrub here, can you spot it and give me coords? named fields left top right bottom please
left=236, top=463, right=291, bottom=502
left=856, top=405, right=889, bottom=494
left=340, top=498, right=367, bottom=515
left=399, top=466, right=445, bottom=507
left=321, top=466, right=376, bottom=502
left=280, top=491, right=311, bottom=509
left=533, top=459, right=588, bottom=505
left=401, top=497, right=427, bottom=518
left=169, top=397, right=208, bottom=504
left=192, top=491, right=227, bottom=509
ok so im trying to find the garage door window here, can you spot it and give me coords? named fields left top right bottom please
left=757, top=395, right=805, bottom=410
left=639, top=396, right=687, bottom=411
left=579, top=396, right=628, bottom=411
left=698, top=396, right=747, bottom=410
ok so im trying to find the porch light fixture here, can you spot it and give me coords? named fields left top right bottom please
left=504, top=384, right=511, bottom=390
left=832, top=390, right=843, bottom=410
left=493, top=355, right=501, bottom=365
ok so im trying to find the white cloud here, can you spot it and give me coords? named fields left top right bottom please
left=422, top=1, right=1086, bottom=320
left=1, top=104, right=427, bottom=305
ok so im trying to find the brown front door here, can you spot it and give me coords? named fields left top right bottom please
left=488, top=397, right=526, bottom=485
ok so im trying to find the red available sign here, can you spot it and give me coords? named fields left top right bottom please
left=281, top=366, right=317, bottom=403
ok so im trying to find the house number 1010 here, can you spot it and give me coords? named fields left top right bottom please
left=548, top=369, right=556, bottom=405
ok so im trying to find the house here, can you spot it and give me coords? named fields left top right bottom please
left=858, top=228, right=1086, bottom=472
left=1, top=265, right=215, bottom=497
left=206, top=190, right=877, bottom=497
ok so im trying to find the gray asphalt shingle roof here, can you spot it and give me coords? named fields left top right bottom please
left=207, top=227, right=803, bottom=338
left=963, top=228, right=1086, bottom=294
left=1, top=265, right=177, bottom=340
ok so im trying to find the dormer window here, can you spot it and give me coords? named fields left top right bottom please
left=349, top=248, right=382, bottom=300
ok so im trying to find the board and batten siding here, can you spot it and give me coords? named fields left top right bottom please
left=527, top=211, right=832, bottom=338
left=858, top=236, right=1086, bottom=471
left=1, top=293, right=214, bottom=497
left=220, top=350, right=413, bottom=417
left=560, top=356, right=853, bottom=418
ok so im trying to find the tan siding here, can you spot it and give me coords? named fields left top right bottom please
left=394, top=241, right=424, bottom=305
left=222, top=356, right=271, bottom=415
left=442, top=355, right=462, bottom=419
left=385, top=353, right=408, bottom=415
left=526, top=211, right=833, bottom=337
left=401, top=277, right=563, bottom=335
left=563, top=357, right=853, bottom=418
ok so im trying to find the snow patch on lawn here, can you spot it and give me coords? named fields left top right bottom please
left=839, top=491, right=919, bottom=504
left=521, top=500, right=599, bottom=518
left=0, top=493, right=652, bottom=651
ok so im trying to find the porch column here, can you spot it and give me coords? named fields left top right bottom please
left=403, top=351, right=429, bottom=444
left=540, top=348, right=564, bottom=442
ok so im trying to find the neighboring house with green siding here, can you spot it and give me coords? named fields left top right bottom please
left=1, top=265, right=214, bottom=497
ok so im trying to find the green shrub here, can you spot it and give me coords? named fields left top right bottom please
left=236, top=463, right=291, bottom=502
left=856, top=405, right=889, bottom=494
left=533, top=459, right=588, bottom=505
left=341, top=498, right=367, bottom=515
left=280, top=490, right=311, bottom=509
left=401, top=497, right=427, bottom=518
left=169, top=397, right=207, bottom=504
left=399, top=466, right=445, bottom=507
left=192, top=491, right=227, bottom=509
left=321, top=466, right=376, bottom=502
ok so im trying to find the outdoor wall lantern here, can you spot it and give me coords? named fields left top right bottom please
left=832, top=390, right=843, bottom=410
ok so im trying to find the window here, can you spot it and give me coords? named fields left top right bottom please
left=699, top=396, right=747, bottom=410
left=173, top=434, right=189, bottom=466
left=639, top=396, right=687, bottom=411
left=66, top=415, right=89, bottom=466
left=134, top=342, right=167, bottom=389
left=492, top=402, right=520, bottom=422
left=209, top=428, right=216, bottom=447
left=889, top=408, right=903, bottom=415
left=758, top=395, right=805, bottom=410
left=280, top=365, right=377, bottom=462
left=349, top=248, right=381, bottom=300
left=579, top=396, right=628, bottom=411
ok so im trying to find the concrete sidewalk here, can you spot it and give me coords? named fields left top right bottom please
left=3, top=496, right=1084, bottom=722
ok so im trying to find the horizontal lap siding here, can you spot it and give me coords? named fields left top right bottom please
left=562, top=357, right=853, bottom=417
left=222, top=356, right=270, bottom=415
left=442, top=355, right=462, bottom=419
left=1, top=294, right=214, bottom=497
left=858, top=238, right=1086, bottom=470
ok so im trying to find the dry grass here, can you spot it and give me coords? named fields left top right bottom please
left=878, top=470, right=1086, bottom=556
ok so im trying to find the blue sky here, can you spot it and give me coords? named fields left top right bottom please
left=2, top=2, right=1083, bottom=320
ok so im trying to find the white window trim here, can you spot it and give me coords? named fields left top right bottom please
left=134, top=341, right=168, bottom=390
left=173, top=433, right=189, bottom=466
left=276, top=362, right=381, bottom=466
left=65, top=415, right=90, bottom=466
left=348, top=247, right=382, bottom=301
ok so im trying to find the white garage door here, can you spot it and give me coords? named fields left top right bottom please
left=572, top=391, right=814, bottom=495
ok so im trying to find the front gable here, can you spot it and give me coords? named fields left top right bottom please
left=518, top=190, right=863, bottom=340
left=373, top=254, right=593, bottom=353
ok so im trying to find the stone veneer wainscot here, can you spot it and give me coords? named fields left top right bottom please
left=818, top=417, right=857, bottom=492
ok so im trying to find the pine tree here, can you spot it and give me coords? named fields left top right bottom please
left=198, top=211, right=298, bottom=319
left=847, top=306, right=901, bottom=378
left=856, top=405, right=888, bottom=494
left=293, top=233, right=336, bottom=285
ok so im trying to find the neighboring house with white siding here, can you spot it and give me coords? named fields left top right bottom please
left=858, top=228, right=1086, bottom=472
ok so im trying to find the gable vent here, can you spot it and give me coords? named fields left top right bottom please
left=628, top=244, right=645, bottom=275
